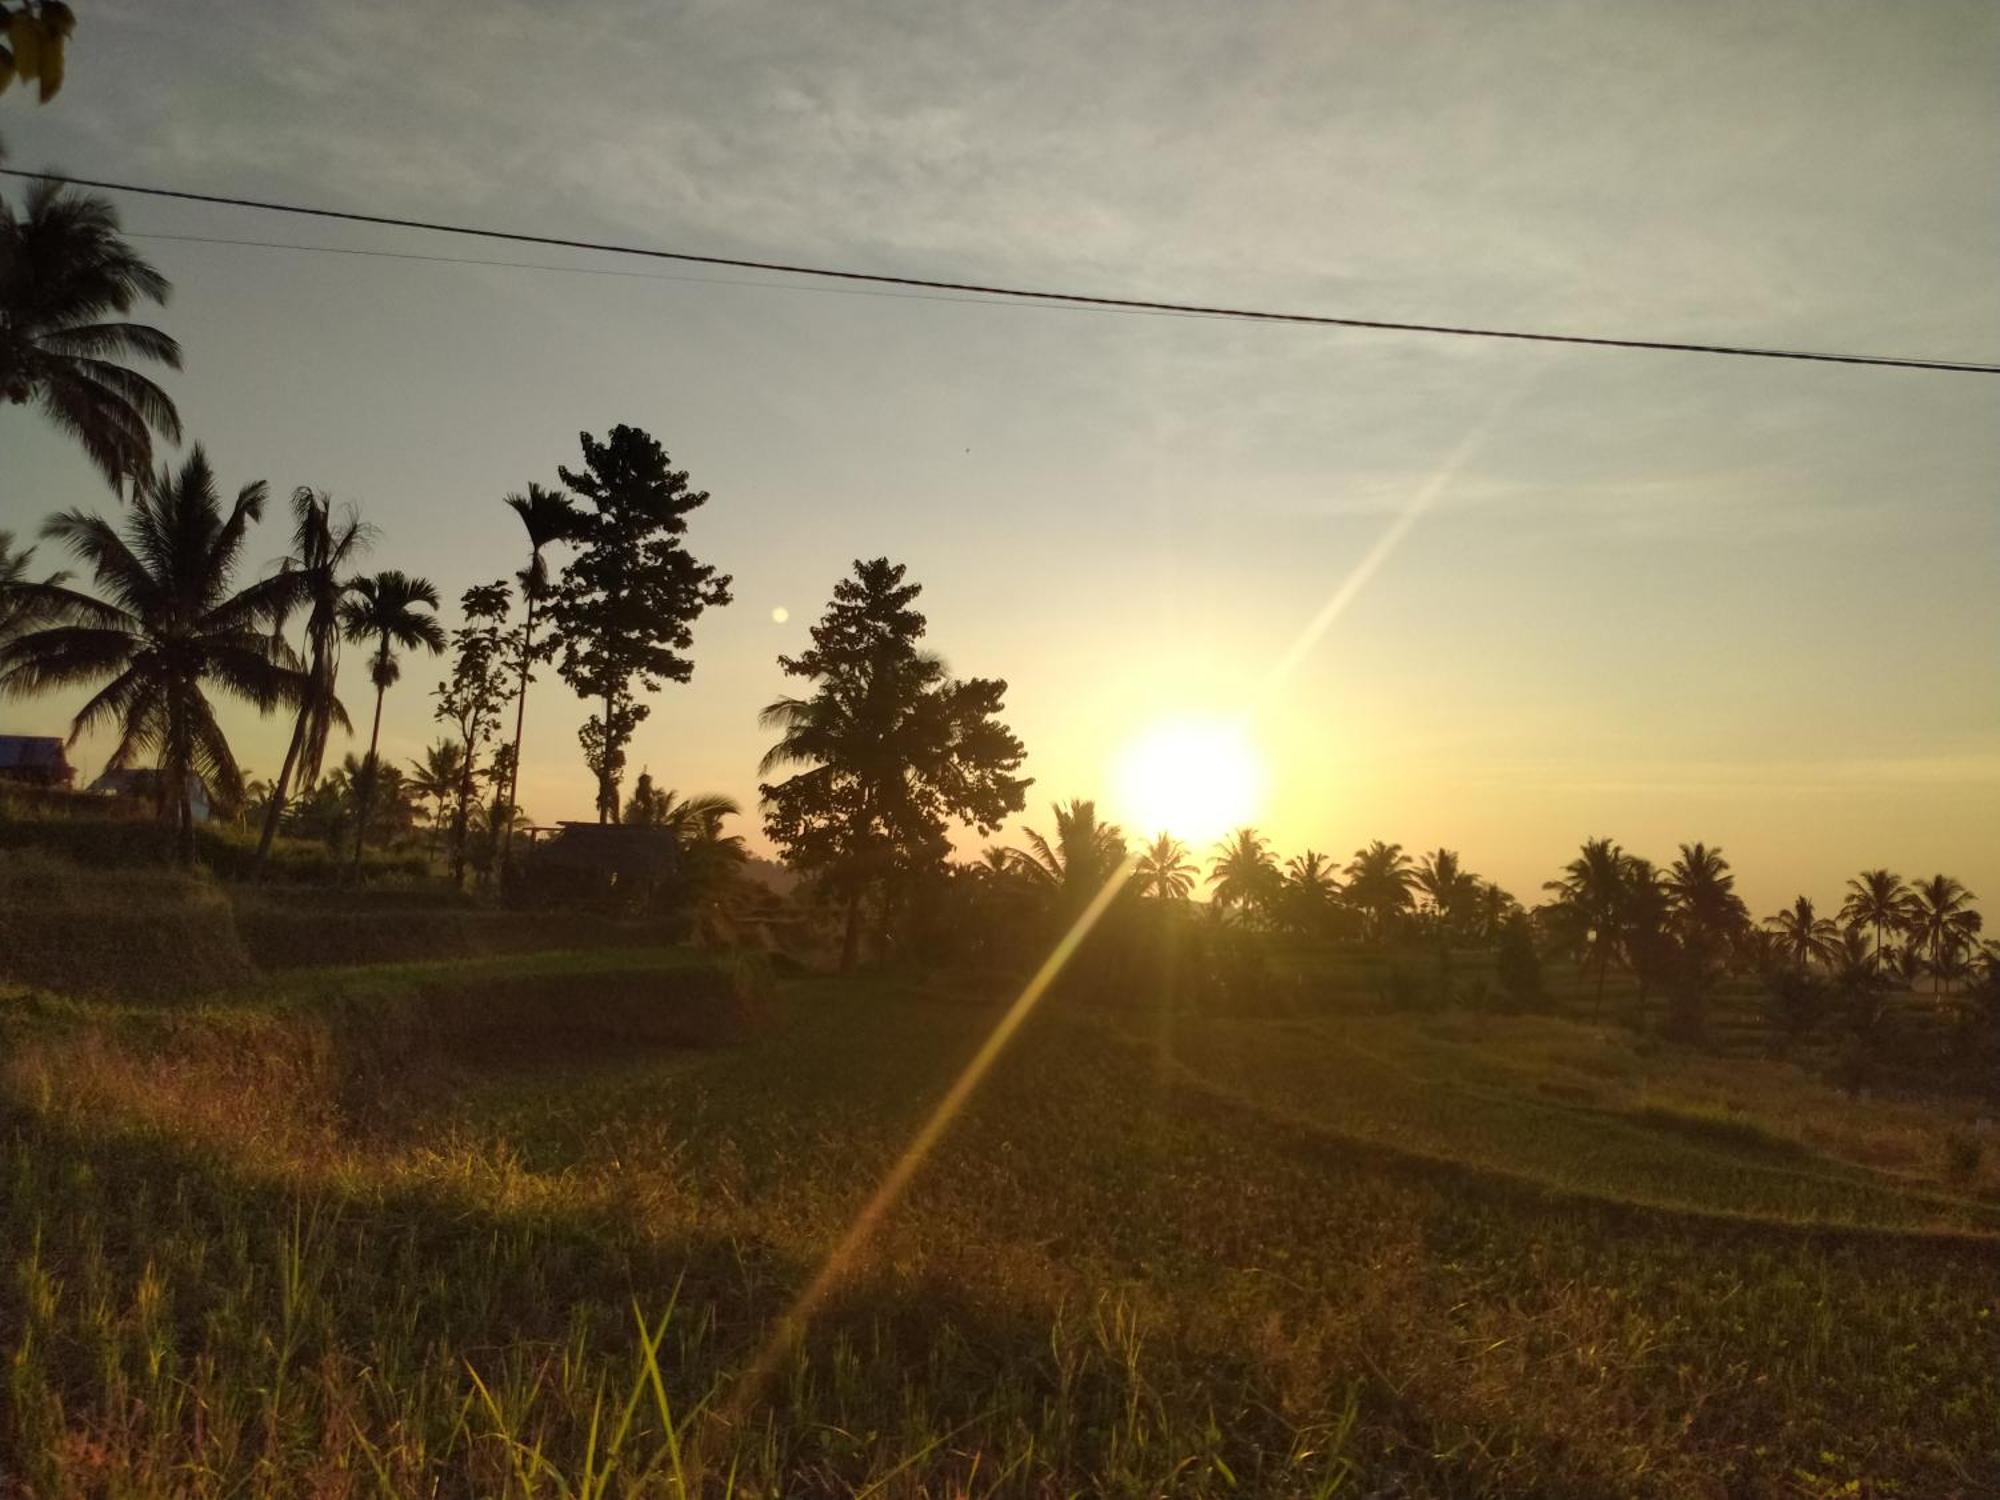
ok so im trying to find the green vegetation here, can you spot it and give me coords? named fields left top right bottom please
left=4, top=957, right=1997, bottom=1496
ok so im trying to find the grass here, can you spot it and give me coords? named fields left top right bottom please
left=3, top=962, right=1997, bottom=1497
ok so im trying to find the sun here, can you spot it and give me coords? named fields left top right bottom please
left=1113, top=717, right=1264, bottom=848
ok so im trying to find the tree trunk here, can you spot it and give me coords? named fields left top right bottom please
left=597, top=688, right=618, bottom=824
left=253, top=708, right=308, bottom=879
left=350, top=675, right=388, bottom=878
left=500, top=593, right=536, bottom=875
left=1592, top=942, right=1609, bottom=1022
left=449, top=734, right=477, bottom=889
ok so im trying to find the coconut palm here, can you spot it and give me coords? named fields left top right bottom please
left=0, top=527, right=78, bottom=648
left=251, top=489, right=370, bottom=875
left=1414, top=847, right=1478, bottom=933
left=1839, top=869, right=1915, bottom=964
left=1663, top=842, right=1748, bottom=952
left=1010, top=799, right=1128, bottom=907
left=1764, top=895, right=1841, bottom=972
left=1544, top=837, right=1627, bottom=1019
left=1276, top=848, right=1340, bottom=936
left=1344, top=839, right=1416, bottom=940
left=1, top=174, right=183, bottom=489
left=1904, top=874, right=1983, bottom=996
left=1136, top=833, right=1197, bottom=902
left=408, top=737, right=464, bottom=860
left=0, top=447, right=302, bottom=861
left=340, top=569, right=446, bottom=871
left=497, top=482, right=576, bottom=869
left=1619, top=856, right=1674, bottom=1024
left=1468, top=879, right=1522, bottom=943
left=1210, top=827, right=1279, bottom=922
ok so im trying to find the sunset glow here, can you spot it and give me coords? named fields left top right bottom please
left=1113, top=718, right=1264, bottom=846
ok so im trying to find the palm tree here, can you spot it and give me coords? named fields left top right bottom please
left=1905, top=874, right=1983, bottom=996
left=1468, top=880, right=1522, bottom=943
left=1135, top=833, right=1196, bottom=902
left=0, top=447, right=303, bottom=862
left=408, top=738, right=464, bottom=861
left=1663, top=842, right=1748, bottom=952
left=1544, top=837, right=1627, bottom=1019
left=1010, top=799, right=1128, bottom=907
left=1344, top=839, right=1416, bottom=941
left=339, top=570, right=445, bottom=871
left=251, top=489, right=370, bottom=876
left=1276, top=848, right=1340, bottom=936
left=1764, top=895, right=1840, bottom=972
left=1210, top=827, right=1279, bottom=922
left=1839, top=869, right=1915, bottom=964
left=0, top=527, right=78, bottom=649
left=1413, top=847, right=1478, bottom=934
left=498, top=483, right=576, bottom=871
left=1619, top=856, right=1673, bottom=1025
left=1, top=174, right=183, bottom=489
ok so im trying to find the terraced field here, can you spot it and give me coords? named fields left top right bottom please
left=3, top=961, right=1996, bottom=1496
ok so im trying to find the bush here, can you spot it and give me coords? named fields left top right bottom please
left=0, top=852, right=253, bottom=1001
left=0, top=813, right=429, bottom=884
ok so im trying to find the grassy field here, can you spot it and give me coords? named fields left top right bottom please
left=3, top=955, right=1997, bottom=1497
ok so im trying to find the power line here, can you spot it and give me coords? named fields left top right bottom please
left=124, top=231, right=1234, bottom=322
left=7, top=166, right=1998, bottom=375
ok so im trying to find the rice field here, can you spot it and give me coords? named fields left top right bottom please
left=2, top=957, right=1996, bottom=1497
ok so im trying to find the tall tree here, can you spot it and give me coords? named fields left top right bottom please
left=251, top=488, right=369, bottom=877
left=1009, top=799, right=1128, bottom=910
left=1663, top=842, right=1748, bottom=952
left=433, top=581, right=513, bottom=886
left=1278, top=849, right=1340, bottom=935
left=1135, top=833, right=1197, bottom=903
left=544, top=427, right=731, bottom=823
left=0, top=170, right=181, bottom=489
left=0, top=526, right=76, bottom=649
left=1414, top=847, right=1477, bottom=935
left=1210, top=828, right=1279, bottom=922
left=1619, top=856, right=1673, bottom=1026
left=1345, top=839, right=1417, bottom=941
left=339, top=569, right=445, bottom=872
left=759, top=558, right=1029, bottom=970
left=1764, top=896, right=1840, bottom=973
left=407, top=737, right=463, bottom=861
left=498, top=482, right=575, bottom=866
left=0, top=447, right=303, bottom=861
left=1905, top=874, right=1983, bottom=997
left=1543, top=837, right=1627, bottom=1019
left=1839, top=869, right=1915, bottom=963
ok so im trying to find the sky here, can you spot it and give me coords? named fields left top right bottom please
left=2, top=0, right=1996, bottom=913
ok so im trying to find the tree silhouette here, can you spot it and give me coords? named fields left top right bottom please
left=759, top=558, right=1028, bottom=970
left=1210, top=828, right=1279, bottom=922
left=544, top=427, right=730, bottom=823
left=1763, top=895, right=1840, bottom=973
left=1345, top=839, right=1416, bottom=942
left=340, top=569, right=445, bottom=872
left=1839, top=869, right=1915, bottom=965
left=0, top=526, right=79, bottom=650
left=497, top=482, right=575, bottom=865
left=1414, top=847, right=1477, bottom=936
left=407, top=738, right=463, bottom=861
left=1135, top=833, right=1197, bottom=903
left=1905, top=874, right=1983, bottom=997
left=1619, top=856, right=1673, bottom=1027
left=0, top=171, right=181, bottom=488
left=433, top=581, right=512, bottom=886
left=1278, top=849, right=1340, bottom=935
left=251, top=489, right=369, bottom=877
left=0, top=448, right=303, bottom=861
left=1009, top=799, right=1128, bottom=910
left=1544, top=837, right=1627, bottom=1020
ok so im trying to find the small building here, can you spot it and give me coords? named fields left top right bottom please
left=89, top=767, right=214, bottom=823
left=0, top=735, right=76, bottom=788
